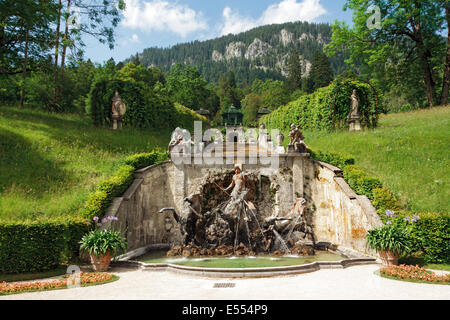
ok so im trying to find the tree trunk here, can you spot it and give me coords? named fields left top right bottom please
left=54, top=0, right=62, bottom=72
left=61, top=0, right=71, bottom=70
left=440, top=5, right=450, bottom=106
left=19, top=28, right=29, bottom=108
left=420, top=51, right=436, bottom=108
left=412, top=0, right=436, bottom=107
left=53, top=0, right=62, bottom=101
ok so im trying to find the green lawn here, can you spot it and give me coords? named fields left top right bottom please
left=302, top=106, right=450, bottom=214
left=0, top=106, right=170, bottom=221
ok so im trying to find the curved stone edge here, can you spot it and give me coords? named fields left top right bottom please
left=113, top=258, right=378, bottom=279
left=112, top=244, right=378, bottom=279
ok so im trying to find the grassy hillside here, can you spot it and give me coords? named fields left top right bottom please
left=0, top=107, right=170, bottom=221
left=303, top=106, right=449, bottom=214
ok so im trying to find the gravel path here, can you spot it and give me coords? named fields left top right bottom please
left=1, top=265, right=449, bottom=300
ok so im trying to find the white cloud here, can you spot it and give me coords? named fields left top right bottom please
left=131, top=34, right=140, bottom=43
left=220, top=0, right=327, bottom=36
left=122, top=0, right=208, bottom=37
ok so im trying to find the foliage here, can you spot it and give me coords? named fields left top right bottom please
left=117, top=62, right=163, bottom=88
left=88, top=78, right=175, bottom=129
left=286, top=49, right=303, bottom=92
left=308, top=50, right=334, bottom=93
left=241, top=93, right=262, bottom=127
left=82, top=165, right=132, bottom=220
left=0, top=0, right=57, bottom=76
left=410, top=213, right=450, bottom=264
left=124, top=150, right=169, bottom=170
left=372, top=187, right=402, bottom=215
left=366, top=222, right=413, bottom=255
left=380, top=265, right=450, bottom=284
left=0, top=75, right=20, bottom=103
left=0, top=218, right=89, bottom=274
left=308, top=149, right=355, bottom=169
left=173, top=103, right=209, bottom=131
left=260, top=78, right=379, bottom=131
left=325, top=0, right=449, bottom=108
left=80, top=230, right=127, bottom=257
left=166, top=63, right=219, bottom=114
left=343, top=165, right=382, bottom=200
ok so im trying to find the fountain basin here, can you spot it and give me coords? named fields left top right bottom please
left=114, top=244, right=378, bottom=278
left=136, top=250, right=343, bottom=269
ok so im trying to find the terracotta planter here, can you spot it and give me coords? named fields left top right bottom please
left=90, top=251, right=112, bottom=272
left=379, top=249, right=399, bottom=266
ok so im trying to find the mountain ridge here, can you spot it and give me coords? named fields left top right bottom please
left=131, top=21, right=348, bottom=84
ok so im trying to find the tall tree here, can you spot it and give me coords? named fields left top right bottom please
left=441, top=1, right=450, bottom=105
left=286, top=49, right=303, bottom=93
left=54, top=0, right=62, bottom=72
left=310, top=50, right=334, bottom=91
left=61, top=0, right=72, bottom=70
left=56, top=0, right=126, bottom=70
left=0, top=0, right=57, bottom=76
left=19, top=28, right=30, bottom=107
left=326, top=0, right=448, bottom=108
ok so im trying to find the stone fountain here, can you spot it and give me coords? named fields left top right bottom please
left=159, top=165, right=315, bottom=258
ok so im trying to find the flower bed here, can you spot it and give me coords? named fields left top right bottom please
left=380, top=265, right=450, bottom=284
left=0, top=272, right=116, bottom=295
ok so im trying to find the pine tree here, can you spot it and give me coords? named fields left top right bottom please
left=310, top=50, right=334, bottom=91
left=286, top=49, right=302, bottom=93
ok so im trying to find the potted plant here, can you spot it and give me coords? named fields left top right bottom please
left=80, top=216, right=127, bottom=272
left=366, top=212, right=413, bottom=266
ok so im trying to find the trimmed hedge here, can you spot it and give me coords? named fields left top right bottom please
left=310, top=148, right=449, bottom=263
left=0, top=217, right=90, bottom=274
left=308, top=149, right=355, bottom=169
left=260, top=78, right=380, bottom=132
left=410, top=214, right=450, bottom=264
left=88, top=79, right=207, bottom=131
left=83, top=150, right=169, bottom=220
left=124, top=149, right=169, bottom=169
left=343, top=165, right=383, bottom=200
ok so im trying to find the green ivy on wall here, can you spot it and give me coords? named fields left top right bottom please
left=260, top=79, right=380, bottom=131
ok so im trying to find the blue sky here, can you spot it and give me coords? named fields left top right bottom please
left=83, top=0, right=353, bottom=64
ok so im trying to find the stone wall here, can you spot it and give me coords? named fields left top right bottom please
left=105, top=154, right=382, bottom=254
left=305, top=160, right=383, bottom=253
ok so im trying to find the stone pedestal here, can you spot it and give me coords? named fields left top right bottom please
left=287, top=144, right=295, bottom=153
left=111, top=115, right=123, bottom=130
left=349, top=118, right=361, bottom=132
left=292, top=156, right=304, bottom=200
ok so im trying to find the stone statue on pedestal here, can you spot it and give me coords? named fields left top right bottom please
left=288, top=124, right=307, bottom=153
left=111, top=91, right=126, bottom=130
left=276, top=132, right=285, bottom=154
left=348, top=89, right=361, bottom=131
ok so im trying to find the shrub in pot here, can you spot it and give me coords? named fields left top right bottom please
left=366, top=212, right=413, bottom=266
left=80, top=217, right=127, bottom=271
